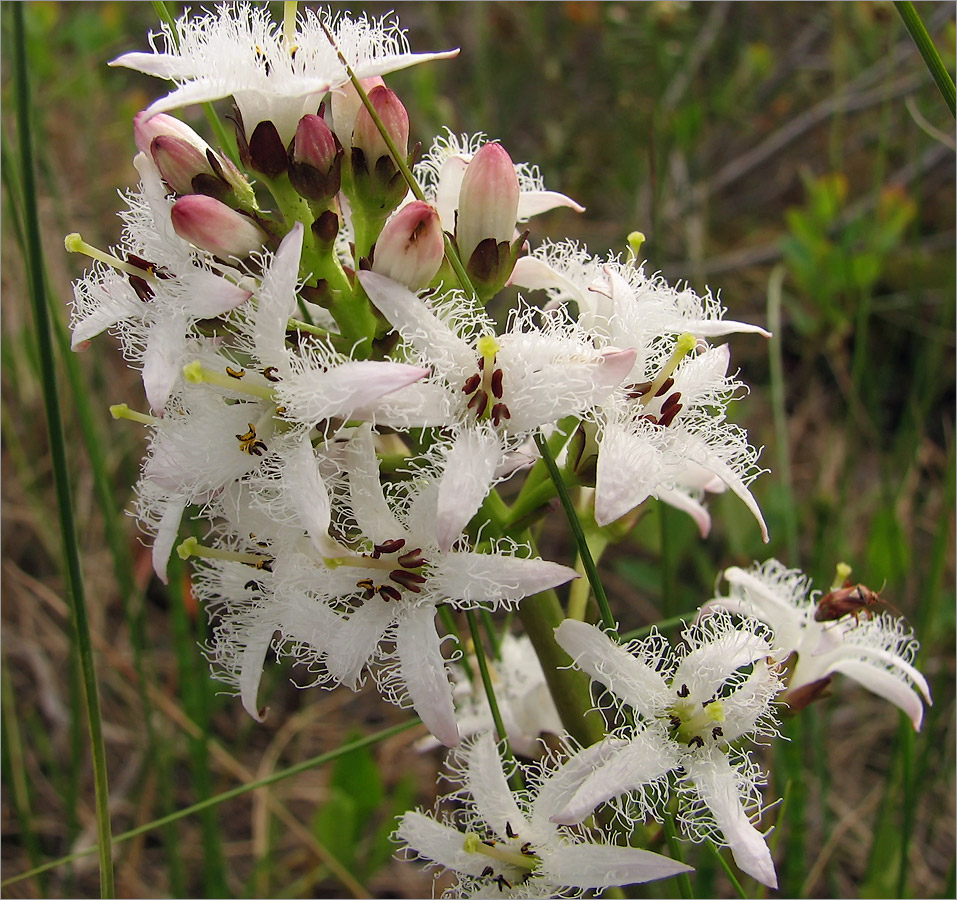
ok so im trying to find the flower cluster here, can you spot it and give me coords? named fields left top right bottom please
left=68, top=4, right=932, bottom=897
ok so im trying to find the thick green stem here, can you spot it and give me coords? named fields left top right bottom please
left=517, top=590, right=605, bottom=749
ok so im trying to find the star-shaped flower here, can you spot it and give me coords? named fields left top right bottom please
left=554, top=613, right=785, bottom=889
left=111, top=3, right=458, bottom=143
left=701, top=559, right=933, bottom=729
left=395, top=731, right=693, bottom=897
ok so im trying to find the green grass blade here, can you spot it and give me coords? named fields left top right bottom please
left=532, top=432, right=616, bottom=632
left=1, top=719, right=419, bottom=890
left=11, top=5, right=114, bottom=895
left=894, top=1, right=956, bottom=117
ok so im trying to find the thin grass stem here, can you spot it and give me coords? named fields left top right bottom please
left=532, top=432, right=616, bottom=633
left=11, top=6, right=114, bottom=895
left=1, top=719, right=420, bottom=890
left=894, top=1, right=956, bottom=117
left=465, top=610, right=523, bottom=791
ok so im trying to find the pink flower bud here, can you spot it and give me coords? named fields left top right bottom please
left=134, top=111, right=209, bottom=157
left=289, top=114, right=343, bottom=203
left=352, top=86, right=409, bottom=164
left=372, top=202, right=445, bottom=290
left=455, top=142, right=520, bottom=264
left=170, top=195, right=266, bottom=258
left=330, top=77, right=385, bottom=149
left=293, top=115, right=340, bottom=173
left=136, top=111, right=254, bottom=206
left=151, top=135, right=212, bottom=195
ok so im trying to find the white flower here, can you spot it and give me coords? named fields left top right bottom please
left=358, top=271, right=635, bottom=547
left=70, top=153, right=253, bottom=412
left=204, top=425, right=577, bottom=744
left=395, top=731, right=692, bottom=898
left=554, top=615, right=784, bottom=889
left=111, top=3, right=458, bottom=143
left=511, top=241, right=770, bottom=540
left=416, top=633, right=564, bottom=756
left=703, top=559, right=933, bottom=730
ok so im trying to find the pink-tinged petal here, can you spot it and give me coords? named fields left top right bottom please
left=151, top=495, right=187, bottom=584
left=344, top=424, right=405, bottom=542
left=358, top=271, right=473, bottom=370
left=687, top=442, right=769, bottom=544
left=455, top=142, right=520, bottom=263
left=539, top=843, right=693, bottom=889
left=325, top=598, right=395, bottom=689
left=431, top=553, right=577, bottom=608
left=396, top=605, right=459, bottom=747
left=436, top=429, right=502, bottom=552
left=259, top=223, right=304, bottom=322
left=285, top=438, right=331, bottom=552
left=539, top=733, right=676, bottom=827
left=826, top=659, right=928, bottom=731
left=467, top=732, right=530, bottom=839
left=187, top=270, right=253, bottom=318
left=658, top=486, right=713, bottom=538
left=138, top=79, right=248, bottom=122
left=684, top=752, right=778, bottom=889
left=283, top=360, right=430, bottom=422
left=142, top=315, right=187, bottom=413
left=395, top=811, right=490, bottom=878
left=240, top=623, right=279, bottom=722
left=555, top=620, right=669, bottom=717
left=594, top=422, right=665, bottom=526
left=517, top=189, right=585, bottom=219
left=502, top=345, right=637, bottom=433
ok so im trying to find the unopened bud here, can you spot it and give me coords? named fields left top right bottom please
left=289, top=114, right=342, bottom=202
left=136, top=112, right=255, bottom=207
left=171, top=195, right=267, bottom=258
left=456, top=142, right=520, bottom=266
left=248, top=120, right=288, bottom=177
left=371, top=202, right=444, bottom=290
left=352, top=86, right=409, bottom=167
left=330, top=77, right=385, bottom=149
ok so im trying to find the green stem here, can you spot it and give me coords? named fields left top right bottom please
left=662, top=812, right=694, bottom=899
left=12, top=6, right=114, bottom=896
left=533, top=432, right=616, bottom=633
left=517, top=589, right=605, bottom=749
left=893, top=1, right=956, bottom=118
left=465, top=610, right=523, bottom=790
left=707, top=840, right=748, bottom=899
left=1, top=719, right=419, bottom=890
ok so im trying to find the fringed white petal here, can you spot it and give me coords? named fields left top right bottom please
left=466, top=732, right=530, bottom=840
left=435, top=428, right=501, bottom=552
left=396, top=605, right=459, bottom=747
left=395, top=811, right=490, bottom=878
left=554, top=619, right=669, bottom=717
left=684, top=751, right=778, bottom=889
left=539, top=843, right=693, bottom=889
left=431, top=553, right=577, bottom=607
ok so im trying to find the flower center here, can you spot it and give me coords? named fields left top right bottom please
left=461, top=334, right=511, bottom=427
left=463, top=823, right=539, bottom=890
left=327, top=538, right=429, bottom=602
left=666, top=684, right=727, bottom=749
left=625, top=332, right=696, bottom=428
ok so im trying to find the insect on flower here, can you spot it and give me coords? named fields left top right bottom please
left=814, top=581, right=884, bottom=623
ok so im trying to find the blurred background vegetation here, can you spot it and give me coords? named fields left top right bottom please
left=2, top=2, right=954, bottom=897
